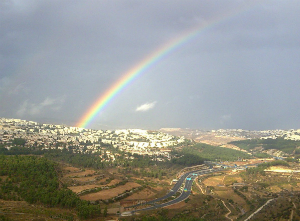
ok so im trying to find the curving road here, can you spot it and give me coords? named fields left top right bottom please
left=125, top=168, right=222, bottom=213
left=122, top=163, right=263, bottom=217
left=125, top=170, right=192, bottom=209
left=135, top=168, right=221, bottom=212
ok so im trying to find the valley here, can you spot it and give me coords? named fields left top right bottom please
left=1, top=118, right=300, bottom=220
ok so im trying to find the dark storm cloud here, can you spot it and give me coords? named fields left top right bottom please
left=0, top=0, right=300, bottom=130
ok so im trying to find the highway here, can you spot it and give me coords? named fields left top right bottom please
left=125, top=170, right=192, bottom=209
left=124, top=168, right=222, bottom=213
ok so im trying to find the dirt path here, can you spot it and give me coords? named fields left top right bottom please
left=195, top=177, right=205, bottom=194
left=290, top=209, right=294, bottom=221
left=195, top=176, right=232, bottom=221
left=290, top=201, right=297, bottom=220
left=222, top=175, right=227, bottom=185
left=221, top=200, right=233, bottom=221
left=244, top=199, right=275, bottom=221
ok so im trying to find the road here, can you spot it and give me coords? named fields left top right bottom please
left=125, top=170, right=192, bottom=209
left=121, top=162, right=263, bottom=217
left=125, top=168, right=222, bottom=213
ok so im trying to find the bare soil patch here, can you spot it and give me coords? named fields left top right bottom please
left=203, top=176, right=224, bottom=186
left=215, top=189, right=249, bottom=211
left=63, top=166, right=80, bottom=172
left=152, top=186, right=163, bottom=192
left=125, top=188, right=156, bottom=200
left=279, top=183, right=294, bottom=191
left=104, top=179, right=121, bottom=186
left=165, top=201, right=186, bottom=209
left=0, top=176, right=8, bottom=181
left=293, top=185, right=300, bottom=191
left=96, top=177, right=108, bottom=184
left=72, top=175, right=98, bottom=182
left=223, top=174, right=243, bottom=186
left=107, top=168, right=118, bottom=174
left=194, top=134, right=246, bottom=146
left=107, top=207, right=120, bottom=214
left=68, top=184, right=101, bottom=194
left=68, top=179, right=123, bottom=193
left=64, top=169, right=96, bottom=178
left=270, top=185, right=283, bottom=193
left=80, top=182, right=141, bottom=201
left=0, top=199, right=76, bottom=220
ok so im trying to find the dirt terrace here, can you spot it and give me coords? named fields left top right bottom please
left=68, top=179, right=122, bottom=193
left=80, top=182, right=141, bottom=201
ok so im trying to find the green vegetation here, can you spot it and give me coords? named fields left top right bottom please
left=233, top=189, right=254, bottom=210
left=181, top=143, right=252, bottom=161
left=252, top=152, right=272, bottom=158
left=120, top=214, right=205, bottom=221
left=229, top=139, right=260, bottom=152
left=230, top=138, right=300, bottom=155
left=0, top=215, right=12, bottom=221
left=129, top=154, right=153, bottom=168
left=12, top=138, right=26, bottom=146
left=245, top=160, right=290, bottom=176
left=46, top=149, right=165, bottom=171
left=0, top=147, right=111, bottom=169
left=2, top=127, right=300, bottom=220
left=0, top=155, right=102, bottom=219
left=0, top=146, right=44, bottom=155
left=171, top=153, right=204, bottom=166
left=45, top=150, right=107, bottom=169
left=131, top=168, right=166, bottom=179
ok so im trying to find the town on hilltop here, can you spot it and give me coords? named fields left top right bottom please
left=2, top=117, right=300, bottom=161
left=160, top=127, right=300, bottom=141
left=0, top=117, right=186, bottom=162
left=2, top=117, right=300, bottom=221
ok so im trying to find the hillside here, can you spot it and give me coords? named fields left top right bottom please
left=229, top=138, right=300, bottom=159
left=1, top=118, right=300, bottom=220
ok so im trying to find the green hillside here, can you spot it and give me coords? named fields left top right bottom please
left=0, top=155, right=102, bottom=219
left=181, top=142, right=252, bottom=161
left=230, top=138, right=300, bottom=156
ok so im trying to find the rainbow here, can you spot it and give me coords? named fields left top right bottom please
left=76, top=3, right=257, bottom=128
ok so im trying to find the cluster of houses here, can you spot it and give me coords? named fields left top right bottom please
left=260, top=129, right=300, bottom=141
left=211, top=128, right=300, bottom=141
left=0, top=118, right=186, bottom=162
left=211, top=129, right=300, bottom=140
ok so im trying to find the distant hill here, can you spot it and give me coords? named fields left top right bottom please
left=230, top=138, right=300, bottom=158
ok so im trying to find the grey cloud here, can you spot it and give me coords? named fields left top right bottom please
left=0, top=0, right=300, bottom=130
left=16, top=96, right=66, bottom=117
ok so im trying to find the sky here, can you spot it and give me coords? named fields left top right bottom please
left=1, top=0, right=300, bottom=131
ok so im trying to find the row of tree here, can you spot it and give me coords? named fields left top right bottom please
left=0, top=155, right=102, bottom=219
left=180, top=143, right=251, bottom=161
left=245, top=160, right=290, bottom=176
left=171, top=153, right=204, bottom=166
left=230, top=138, right=300, bottom=155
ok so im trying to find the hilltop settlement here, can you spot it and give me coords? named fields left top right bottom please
left=0, top=117, right=186, bottom=162
left=1, top=117, right=300, bottom=164
left=1, top=117, right=300, bottom=221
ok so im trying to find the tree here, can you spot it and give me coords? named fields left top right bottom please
left=103, top=206, right=108, bottom=217
left=12, top=138, right=26, bottom=146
